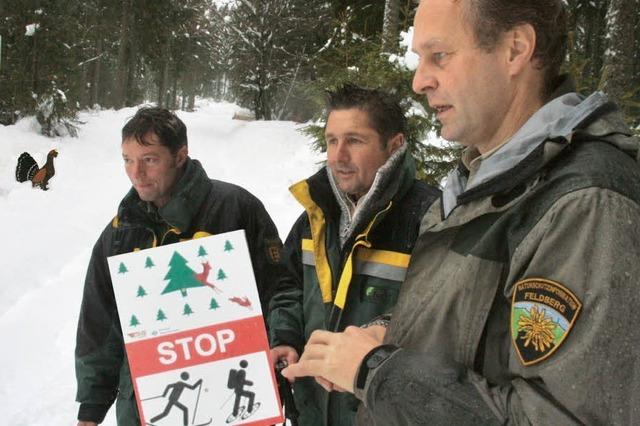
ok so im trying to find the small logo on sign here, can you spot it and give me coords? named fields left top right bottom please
left=511, top=278, right=582, bottom=366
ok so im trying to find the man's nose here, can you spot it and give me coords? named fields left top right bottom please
left=131, top=161, right=146, bottom=179
left=334, top=140, right=350, bottom=162
left=412, top=61, right=437, bottom=95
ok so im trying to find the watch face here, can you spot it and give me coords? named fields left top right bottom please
left=357, top=345, right=399, bottom=391
left=367, top=345, right=397, bottom=368
left=368, top=352, right=385, bottom=368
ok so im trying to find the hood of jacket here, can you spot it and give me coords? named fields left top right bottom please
left=117, top=157, right=211, bottom=232
left=442, top=76, right=639, bottom=217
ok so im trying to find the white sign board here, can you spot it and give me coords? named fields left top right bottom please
left=108, top=230, right=283, bottom=426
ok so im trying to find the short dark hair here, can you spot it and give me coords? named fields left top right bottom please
left=460, top=0, right=568, bottom=98
left=325, top=84, right=406, bottom=147
left=122, top=107, right=187, bottom=154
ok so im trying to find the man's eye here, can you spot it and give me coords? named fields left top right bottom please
left=348, top=138, right=363, bottom=144
left=433, top=52, right=448, bottom=63
left=123, top=158, right=132, bottom=165
left=326, top=138, right=337, bottom=145
left=145, top=157, right=158, bottom=164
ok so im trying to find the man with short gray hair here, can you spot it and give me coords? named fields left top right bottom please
left=282, top=0, right=640, bottom=424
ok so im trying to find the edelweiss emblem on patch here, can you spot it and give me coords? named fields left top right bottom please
left=511, top=278, right=582, bottom=366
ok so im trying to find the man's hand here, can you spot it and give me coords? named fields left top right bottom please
left=281, top=326, right=381, bottom=393
left=270, top=345, right=299, bottom=368
left=77, top=422, right=98, bottom=426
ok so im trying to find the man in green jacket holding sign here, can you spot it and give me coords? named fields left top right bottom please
left=268, top=84, right=440, bottom=426
left=75, top=107, right=283, bottom=426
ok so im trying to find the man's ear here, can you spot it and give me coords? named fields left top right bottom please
left=505, top=23, right=536, bottom=77
left=176, top=145, right=188, bottom=167
left=387, top=133, right=405, bottom=154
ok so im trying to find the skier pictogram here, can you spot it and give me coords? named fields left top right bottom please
left=145, top=371, right=211, bottom=426
left=224, top=360, right=261, bottom=423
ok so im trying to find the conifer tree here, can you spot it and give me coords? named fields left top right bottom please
left=157, top=309, right=168, bottom=321
left=599, top=0, right=640, bottom=121
left=130, top=315, right=140, bottom=327
left=136, top=286, right=147, bottom=298
left=217, top=269, right=227, bottom=281
left=161, top=251, right=203, bottom=297
left=183, top=303, right=194, bottom=316
left=209, top=298, right=220, bottom=310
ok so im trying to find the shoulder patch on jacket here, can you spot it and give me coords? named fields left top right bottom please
left=511, top=278, right=582, bottom=366
left=265, top=238, right=282, bottom=264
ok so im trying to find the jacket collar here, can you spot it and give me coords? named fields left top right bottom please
left=328, top=143, right=410, bottom=245
left=291, top=146, right=416, bottom=233
left=442, top=75, right=636, bottom=217
left=117, top=157, right=211, bottom=233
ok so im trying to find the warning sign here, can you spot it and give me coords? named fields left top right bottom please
left=108, top=230, right=283, bottom=426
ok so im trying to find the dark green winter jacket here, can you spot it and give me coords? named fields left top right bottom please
left=356, top=79, right=640, bottom=425
left=268, top=148, right=439, bottom=426
left=75, top=158, right=283, bottom=425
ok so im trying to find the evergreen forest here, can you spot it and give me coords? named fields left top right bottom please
left=1, top=0, right=638, bottom=185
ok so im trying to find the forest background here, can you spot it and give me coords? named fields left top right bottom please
left=1, top=0, right=639, bottom=186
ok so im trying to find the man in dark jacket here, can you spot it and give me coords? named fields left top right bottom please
left=268, top=84, right=440, bottom=426
left=282, top=1, right=640, bottom=424
left=75, top=107, right=283, bottom=426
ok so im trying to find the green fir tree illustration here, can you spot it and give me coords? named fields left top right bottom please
left=198, top=245, right=208, bottom=257
left=157, top=309, right=167, bottom=321
left=118, top=262, right=128, bottom=274
left=209, top=297, right=220, bottom=310
left=145, top=257, right=155, bottom=268
left=161, top=251, right=203, bottom=297
left=136, top=286, right=147, bottom=298
left=217, top=268, right=227, bottom=280
left=130, top=315, right=140, bottom=327
left=183, top=303, right=194, bottom=316
left=224, top=240, right=234, bottom=252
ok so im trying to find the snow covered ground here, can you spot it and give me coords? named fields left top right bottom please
left=0, top=100, right=323, bottom=425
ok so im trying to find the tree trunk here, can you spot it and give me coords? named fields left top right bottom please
left=158, top=58, right=170, bottom=108
left=90, top=36, right=102, bottom=107
left=125, top=36, right=137, bottom=107
left=30, top=27, right=39, bottom=95
left=170, top=71, right=178, bottom=110
left=184, top=70, right=196, bottom=111
left=114, top=0, right=132, bottom=108
left=382, top=0, right=400, bottom=53
left=598, top=0, right=637, bottom=108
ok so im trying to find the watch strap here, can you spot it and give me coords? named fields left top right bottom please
left=354, top=344, right=400, bottom=395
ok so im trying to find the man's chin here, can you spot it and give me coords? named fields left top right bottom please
left=135, top=190, right=155, bottom=202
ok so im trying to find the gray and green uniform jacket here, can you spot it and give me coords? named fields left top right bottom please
left=356, top=79, right=640, bottom=425
left=75, top=158, right=283, bottom=425
left=269, top=147, right=440, bottom=426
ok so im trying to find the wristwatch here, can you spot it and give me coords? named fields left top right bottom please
left=355, top=344, right=400, bottom=392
